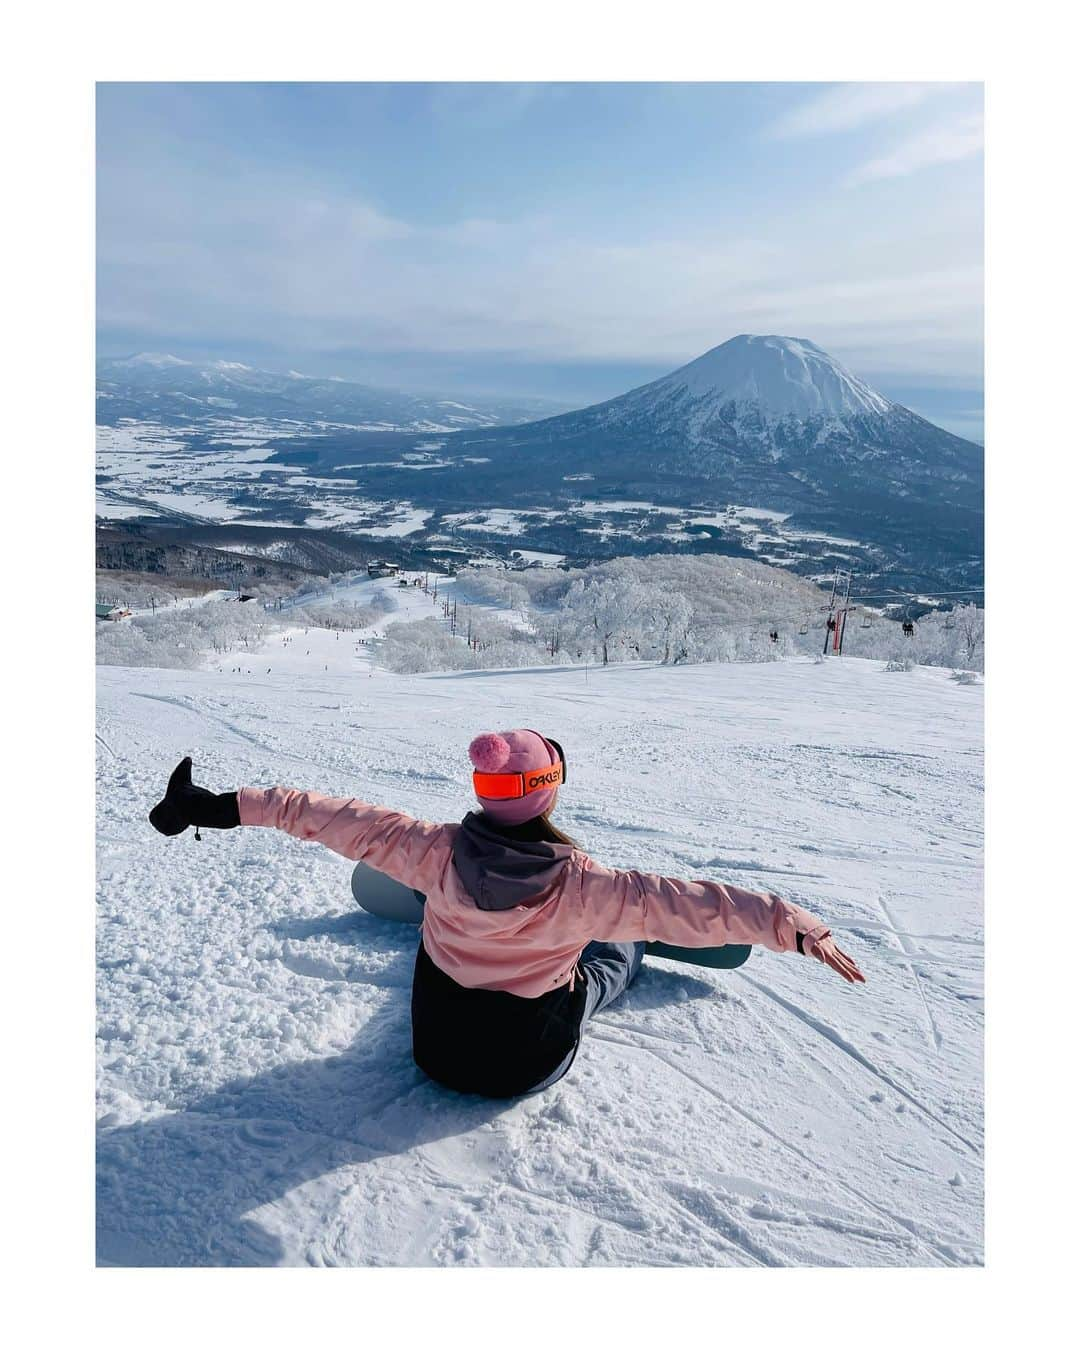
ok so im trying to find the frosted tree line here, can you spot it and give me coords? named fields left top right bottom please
left=381, top=615, right=546, bottom=675
left=443, top=555, right=984, bottom=674
left=96, top=553, right=983, bottom=676
left=96, top=592, right=391, bottom=669
left=96, top=597, right=281, bottom=670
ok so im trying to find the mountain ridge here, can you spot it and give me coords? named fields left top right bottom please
left=96, top=354, right=570, bottom=432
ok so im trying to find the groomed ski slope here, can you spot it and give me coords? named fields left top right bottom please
left=96, top=648, right=983, bottom=1266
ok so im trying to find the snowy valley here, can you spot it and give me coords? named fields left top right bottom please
left=96, top=336, right=984, bottom=593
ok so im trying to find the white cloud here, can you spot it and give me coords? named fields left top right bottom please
left=767, top=83, right=948, bottom=139
left=97, top=125, right=983, bottom=384
left=847, top=113, right=984, bottom=185
left=99, top=189, right=983, bottom=381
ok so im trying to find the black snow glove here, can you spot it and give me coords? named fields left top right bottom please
left=149, top=757, right=241, bottom=836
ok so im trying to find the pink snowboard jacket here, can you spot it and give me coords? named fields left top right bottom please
left=238, top=787, right=832, bottom=998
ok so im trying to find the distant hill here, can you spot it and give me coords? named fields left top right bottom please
left=96, top=353, right=569, bottom=432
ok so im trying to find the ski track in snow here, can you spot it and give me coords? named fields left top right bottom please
left=97, top=650, right=982, bottom=1266
left=874, top=894, right=945, bottom=1053
left=587, top=1027, right=963, bottom=1267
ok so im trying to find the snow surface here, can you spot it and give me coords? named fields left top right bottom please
left=108, top=351, right=193, bottom=369
left=95, top=422, right=437, bottom=538
left=95, top=496, right=146, bottom=520
left=125, top=588, right=235, bottom=618
left=273, top=572, right=528, bottom=640
left=97, top=652, right=982, bottom=1267
left=513, top=550, right=566, bottom=566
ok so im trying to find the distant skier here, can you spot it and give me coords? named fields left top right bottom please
left=149, top=730, right=864, bottom=1098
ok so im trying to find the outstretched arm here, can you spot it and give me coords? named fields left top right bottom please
left=237, top=784, right=451, bottom=894
left=149, top=758, right=451, bottom=895
left=576, top=855, right=865, bottom=984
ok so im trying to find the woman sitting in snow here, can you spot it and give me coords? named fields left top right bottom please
left=149, top=729, right=864, bottom=1098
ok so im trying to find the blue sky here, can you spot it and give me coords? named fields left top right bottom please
left=97, top=82, right=984, bottom=438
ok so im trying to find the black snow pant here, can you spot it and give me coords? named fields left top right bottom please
left=410, top=939, right=646, bottom=1098
left=525, top=940, right=646, bottom=1093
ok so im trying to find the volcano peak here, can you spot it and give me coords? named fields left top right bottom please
left=649, top=334, right=893, bottom=420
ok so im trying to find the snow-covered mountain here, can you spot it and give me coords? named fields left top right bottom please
left=453, top=334, right=977, bottom=507
left=96, top=354, right=567, bottom=432
left=450, top=335, right=983, bottom=556
left=638, top=334, right=893, bottom=423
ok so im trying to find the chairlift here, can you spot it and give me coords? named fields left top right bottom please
left=798, top=616, right=809, bottom=635
left=860, top=611, right=873, bottom=630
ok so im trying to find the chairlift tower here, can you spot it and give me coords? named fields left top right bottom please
left=823, top=567, right=853, bottom=656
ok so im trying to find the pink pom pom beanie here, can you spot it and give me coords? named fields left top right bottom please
left=468, top=728, right=563, bottom=825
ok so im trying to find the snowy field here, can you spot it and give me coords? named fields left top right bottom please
left=95, top=422, right=434, bottom=536
left=95, top=420, right=876, bottom=569
left=96, top=652, right=983, bottom=1266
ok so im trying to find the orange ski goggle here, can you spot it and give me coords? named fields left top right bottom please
left=473, top=734, right=566, bottom=800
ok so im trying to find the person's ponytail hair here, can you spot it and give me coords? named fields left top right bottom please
left=478, top=808, right=578, bottom=849
left=535, top=812, right=578, bottom=849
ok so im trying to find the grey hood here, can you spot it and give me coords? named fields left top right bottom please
left=451, top=811, right=574, bottom=912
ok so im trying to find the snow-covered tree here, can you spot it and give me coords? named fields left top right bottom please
left=96, top=598, right=283, bottom=670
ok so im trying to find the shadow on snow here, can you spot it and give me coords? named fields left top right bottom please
left=96, top=914, right=714, bottom=1267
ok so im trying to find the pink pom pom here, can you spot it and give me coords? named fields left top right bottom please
left=469, top=732, right=511, bottom=772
